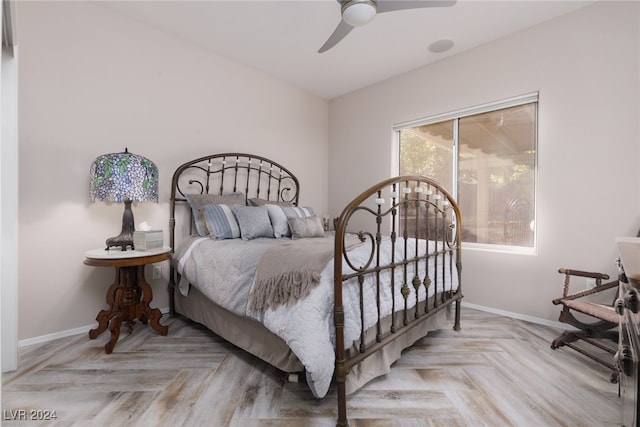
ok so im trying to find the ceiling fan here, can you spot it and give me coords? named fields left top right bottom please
left=319, top=0, right=457, bottom=53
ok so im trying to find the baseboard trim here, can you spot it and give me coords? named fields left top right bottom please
left=19, top=304, right=570, bottom=348
left=463, top=302, right=573, bottom=330
left=18, top=307, right=171, bottom=348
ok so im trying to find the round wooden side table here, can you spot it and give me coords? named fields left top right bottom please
left=84, top=246, right=170, bottom=354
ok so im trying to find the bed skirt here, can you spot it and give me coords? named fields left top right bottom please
left=174, top=285, right=304, bottom=373
left=173, top=285, right=452, bottom=396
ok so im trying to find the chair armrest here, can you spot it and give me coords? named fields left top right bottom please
left=552, top=279, right=619, bottom=305
left=557, top=268, right=610, bottom=280
left=555, top=267, right=611, bottom=299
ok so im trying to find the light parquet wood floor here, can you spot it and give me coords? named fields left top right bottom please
left=2, top=308, right=621, bottom=426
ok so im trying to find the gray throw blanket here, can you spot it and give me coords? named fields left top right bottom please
left=248, top=236, right=361, bottom=312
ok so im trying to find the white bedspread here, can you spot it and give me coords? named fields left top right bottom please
left=175, top=236, right=282, bottom=314
left=175, top=235, right=457, bottom=398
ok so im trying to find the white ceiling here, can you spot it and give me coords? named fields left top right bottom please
left=101, top=0, right=596, bottom=100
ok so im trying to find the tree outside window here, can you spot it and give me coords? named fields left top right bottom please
left=399, top=100, right=537, bottom=249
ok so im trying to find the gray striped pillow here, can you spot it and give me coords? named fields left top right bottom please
left=201, top=204, right=241, bottom=240
left=266, top=206, right=315, bottom=238
left=185, top=192, right=245, bottom=236
left=281, top=206, right=314, bottom=218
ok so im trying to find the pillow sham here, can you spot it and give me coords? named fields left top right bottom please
left=230, top=205, right=274, bottom=240
left=201, top=204, right=241, bottom=240
left=288, top=215, right=326, bottom=239
left=247, top=197, right=293, bottom=207
left=185, top=192, right=245, bottom=236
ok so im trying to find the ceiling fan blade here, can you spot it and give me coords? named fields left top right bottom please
left=377, top=0, right=456, bottom=14
left=318, top=19, right=354, bottom=53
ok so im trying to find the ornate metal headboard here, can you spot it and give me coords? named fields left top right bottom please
left=169, top=153, right=300, bottom=251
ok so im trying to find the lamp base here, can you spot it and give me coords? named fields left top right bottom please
left=105, top=233, right=134, bottom=251
left=105, top=200, right=135, bottom=251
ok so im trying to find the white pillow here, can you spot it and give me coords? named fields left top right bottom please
left=266, top=204, right=290, bottom=238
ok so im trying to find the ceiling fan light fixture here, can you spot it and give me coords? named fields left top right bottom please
left=342, top=1, right=377, bottom=27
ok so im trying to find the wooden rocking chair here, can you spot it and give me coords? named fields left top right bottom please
left=551, top=264, right=621, bottom=383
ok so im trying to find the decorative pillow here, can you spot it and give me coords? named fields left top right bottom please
left=185, top=192, right=245, bottom=236
left=281, top=206, right=314, bottom=218
left=200, top=204, right=240, bottom=240
left=230, top=205, right=274, bottom=240
left=288, top=215, right=326, bottom=239
left=247, top=197, right=293, bottom=207
left=266, top=204, right=291, bottom=238
left=264, top=205, right=315, bottom=237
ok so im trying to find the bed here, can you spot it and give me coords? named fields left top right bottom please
left=168, top=153, right=463, bottom=426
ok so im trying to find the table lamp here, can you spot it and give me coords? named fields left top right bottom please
left=90, top=148, right=158, bottom=251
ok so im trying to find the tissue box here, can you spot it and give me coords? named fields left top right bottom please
left=133, top=230, right=164, bottom=251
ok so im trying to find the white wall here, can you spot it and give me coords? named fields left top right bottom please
left=328, top=1, right=640, bottom=322
left=1, top=0, right=19, bottom=371
left=16, top=2, right=328, bottom=340
left=15, top=0, right=639, bottom=341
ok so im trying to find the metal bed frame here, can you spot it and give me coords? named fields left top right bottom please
left=168, top=153, right=463, bottom=426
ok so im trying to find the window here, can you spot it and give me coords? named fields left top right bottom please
left=397, top=93, right=538, bottom=249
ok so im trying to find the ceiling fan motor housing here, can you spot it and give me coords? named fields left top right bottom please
left=319, top=0, right=456, bottom=53
left=341, top=0, right=377, bottom=27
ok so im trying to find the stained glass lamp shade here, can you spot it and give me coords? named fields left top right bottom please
left=90, top=148, right=159, bottom=250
